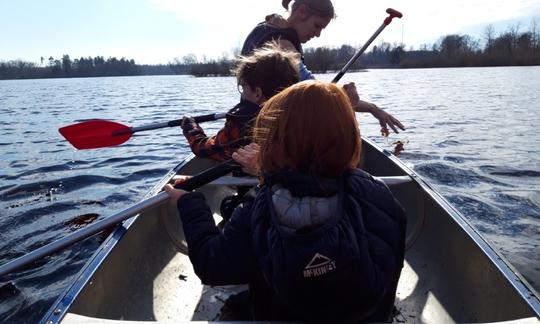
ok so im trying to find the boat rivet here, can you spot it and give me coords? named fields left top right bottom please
left=46, top=321, right=54, bottom=324
left=54, top=308, right=62, bottom=315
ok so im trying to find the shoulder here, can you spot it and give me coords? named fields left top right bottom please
left=228, top=100, right=260, bottom=116
left=344, top=169, right=405, bottom=222
left=345, top=168, right=388, bottom=193
left=226, top=101, right=260, bottom=130
left=242, top=19, right=301, bottom=55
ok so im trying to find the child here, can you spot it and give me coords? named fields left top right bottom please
left=166, top=80, right=407, bottom=322
left=180, top=41, right=300, bottom=161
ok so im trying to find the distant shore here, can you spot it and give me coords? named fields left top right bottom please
left=2, top=24, right=539, bottom=80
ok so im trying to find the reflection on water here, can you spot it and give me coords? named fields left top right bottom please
left=0, top=67, right=539, bottom=322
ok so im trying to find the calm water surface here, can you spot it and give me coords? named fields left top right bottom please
left=1, top=67, right=539, bottom=322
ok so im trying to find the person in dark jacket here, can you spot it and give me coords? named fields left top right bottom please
left=241, top=0, right=406, bottom=135
left=180, top=41, right=300, bottom=161
left=165, top=80, right=406, bottom=322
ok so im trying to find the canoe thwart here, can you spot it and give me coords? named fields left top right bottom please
left=173, top=175, right=413, bottom=188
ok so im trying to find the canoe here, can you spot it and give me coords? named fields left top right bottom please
left=41, top=137, right=540, bottom=323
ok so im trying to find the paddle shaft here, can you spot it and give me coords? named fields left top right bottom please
left=332, top=8, right=402, bottom=83
left=121, top=112, right=227, bottom=135
left=0, top=159, right=239, bottom=277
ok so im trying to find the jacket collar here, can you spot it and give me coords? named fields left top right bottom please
left=263, top=170, right=340, bottom=197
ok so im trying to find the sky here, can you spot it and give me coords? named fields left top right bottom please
left=1, top=0, right=540, bottom=65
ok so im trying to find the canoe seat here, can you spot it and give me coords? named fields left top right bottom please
left=173, top=175, right=413, bottom=187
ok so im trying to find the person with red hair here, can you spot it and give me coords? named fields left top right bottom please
left=166, top=80, right=406, bottom=322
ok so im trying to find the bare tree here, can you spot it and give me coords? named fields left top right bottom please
left=530, top=18, right=539, bottom=54
left=483, top=24, right=495, bottom=52
left=508, top=23, right=522, bottom=49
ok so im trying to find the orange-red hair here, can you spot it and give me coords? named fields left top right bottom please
left=253, top=80, right=361, bottom=177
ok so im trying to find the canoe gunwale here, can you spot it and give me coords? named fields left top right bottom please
left=363, top=137, right=540, bottom=317
left=39, top=154, right=195, bottom=324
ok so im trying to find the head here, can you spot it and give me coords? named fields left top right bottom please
left=282, top=0, right=335, bottom=43
left=232, top=41, right=301, bottom=104
left=253, top=80, right=361, bottom=178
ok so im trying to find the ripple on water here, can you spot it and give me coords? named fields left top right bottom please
left=2, top=161, right=90, bottom=181
left=91, top=155, right=170, bottom=168
left=443, top=155, right=466, bottom=164
left=479, top=165, right=540, bottom=178
left=436, top=140, right=461, bottom=148
left=415, top=162, right=509, bottom=188
left=491, top=192, right=540, bottom=221
left=447, top=194, right=504, bottom=234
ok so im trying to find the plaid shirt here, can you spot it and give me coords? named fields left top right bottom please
left=182, top=99, right=261, bottom=161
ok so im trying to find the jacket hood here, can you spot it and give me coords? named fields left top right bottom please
left=265, top=14, right=289, bottom=29
left=265, top=170, right=340, bottom=233
left=271, top=184, right=338, bottom=233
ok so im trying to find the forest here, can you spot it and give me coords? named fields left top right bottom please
left=1, top=21, right=538, bottom=80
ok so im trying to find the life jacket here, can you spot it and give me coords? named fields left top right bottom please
left=248, top=169, right=406, bottom=322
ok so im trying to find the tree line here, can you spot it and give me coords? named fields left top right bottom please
left=306, top=20, right=540, bottom=70
left=0, top=55, right=181, bottom=80
left=1, top=19, right=538, bottom=80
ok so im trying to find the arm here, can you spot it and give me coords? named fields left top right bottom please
left=173, top=190, right=255, bottom=285
left=342, top=82, right=405, bottom=135
left=299, top=62, right=316, bottom=81
left=181, top=117, right=240, bottom=161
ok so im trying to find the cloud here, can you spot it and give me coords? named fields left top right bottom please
left=146, top=0, right=540, bottom=56
left=315, top=0, right=540, bottom=49
left=148, top=0, right=276, bottom=24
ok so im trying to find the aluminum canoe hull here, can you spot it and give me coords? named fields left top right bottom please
left=41, top=137, right=540, bottom=323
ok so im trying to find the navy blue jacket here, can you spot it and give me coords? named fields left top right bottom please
left=177, top=169, right=406, bottom=322
left=241, top=20, right=314, bottom=80
left=241, top=21, right=302, bottom=56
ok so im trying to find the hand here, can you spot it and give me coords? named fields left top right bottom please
left=369, top=104, right=406, bottom=135
left=342, top=82, right=360, bottom=107
left=232, top=143, right=260, bottom=176
left=172, top=175, right=192, bottom=186
left=163, top=184, right=188, bottom=203
left=180, top=116, right=196, bottom=131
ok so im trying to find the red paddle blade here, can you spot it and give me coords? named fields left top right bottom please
left=59, top=120, right=133, bottom=150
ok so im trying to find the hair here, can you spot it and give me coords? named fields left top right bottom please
left=232, top=41, right=301, bottom=98
left=282, top=0, right=335, bottom=19
left=253, top=80, right=361, bottom=178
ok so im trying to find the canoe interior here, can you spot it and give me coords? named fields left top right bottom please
left=44, top=138, right=540, bottom=323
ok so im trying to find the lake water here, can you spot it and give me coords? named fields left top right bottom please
left=1, top=67, right=539, bottom=322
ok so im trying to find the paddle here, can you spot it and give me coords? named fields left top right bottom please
left=59, top=112, right=227, bottom=150
left=0, top=159, right=240, bottom=277
left=332, top=8, right=403, bottom=83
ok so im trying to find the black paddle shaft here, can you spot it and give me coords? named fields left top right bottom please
left=166, top=112, right=228, bottom=128
left=175, top=159, right=241, bottom=191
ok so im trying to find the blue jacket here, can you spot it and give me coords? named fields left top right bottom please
left=177, top=169, right=406, bottom=321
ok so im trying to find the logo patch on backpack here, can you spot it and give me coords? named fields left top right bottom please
left=303, top=253, right=336, bottom=278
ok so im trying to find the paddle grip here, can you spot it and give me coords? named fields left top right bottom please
left=384, top=8, right=402, bottom=25
left=175, top=159, right=241, bottom=191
